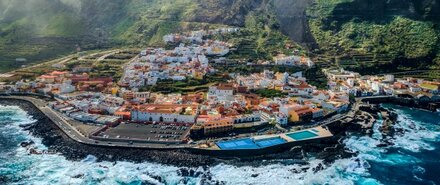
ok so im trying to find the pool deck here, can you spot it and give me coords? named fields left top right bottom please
left=198, top=126, right=333, bottom=151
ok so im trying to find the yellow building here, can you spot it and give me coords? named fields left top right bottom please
left=275, top=72, right=284, bottom=81
left=288, top=110, right=300, bottom=122
left=111, top=87, right=119, bottom=95
left=193, top=71, right=204, bottom=80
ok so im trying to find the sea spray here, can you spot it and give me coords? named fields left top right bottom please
left=1, top=104, right=440, bottom=184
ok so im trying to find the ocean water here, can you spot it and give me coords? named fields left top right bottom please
left=0, top=104, right=439, bottom=185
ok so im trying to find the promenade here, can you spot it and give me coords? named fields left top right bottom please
left=0, top=96, right=194, bottom=149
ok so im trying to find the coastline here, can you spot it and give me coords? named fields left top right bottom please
left=0, top=98, right=215, bottom=167
left=0, top=97, right=354, bottom=167
left=4, top=94, right=432, bottom=167
left=2, top=96, right=439, bottom=184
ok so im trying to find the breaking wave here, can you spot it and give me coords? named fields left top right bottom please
left=0, top=104, right=439, bottom=185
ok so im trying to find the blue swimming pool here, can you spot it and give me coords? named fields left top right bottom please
left=216, top=138, right=259, bottom=150
left=254, top=137, right=287, bottom=148
left=286, top=130, right=319, bottom=141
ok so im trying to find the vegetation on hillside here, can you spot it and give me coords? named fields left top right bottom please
left=0, top=0, right=252, bottom=72
left=252, top=89, right=287, bottom=98
left=307, top=0, right=440, bottom=73
left=140, top=74, right=228, bottom=94
left=210, top=10, right=305, bottom=61
left=308, top=0, right=439, bottom=58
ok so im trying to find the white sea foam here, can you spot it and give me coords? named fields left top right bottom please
left=1, top=105, right=439, bottom=185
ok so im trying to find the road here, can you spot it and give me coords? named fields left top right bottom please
left=0, top=96, right=194, bottom=149
left=118, top=55, right=139, bottom=85
left=304, top=95, right=393, bottom=129
left=96, top=50, right=121, bottom=62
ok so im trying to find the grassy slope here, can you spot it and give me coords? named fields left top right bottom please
left=0, top=0, right=244, bottom=72
left=0, top=0, right=86, bottom=72
left=0, top=0, right=293, bottom=72
left=112, top=0, right=225, bottom=46
left=307, top=0, right=440, bottom=66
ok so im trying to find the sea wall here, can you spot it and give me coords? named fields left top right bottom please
left=0, top=97, right=352, bottom=165
left=0, top=98, right=214, bottom=166
left=361, top=96, right=440, bottom=111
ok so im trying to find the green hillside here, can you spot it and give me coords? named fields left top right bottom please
left=307, top=0, right=440, bottom=73
left=0, top=0, right=264, bottom=72
left=1, top=0, right=440, bottom=74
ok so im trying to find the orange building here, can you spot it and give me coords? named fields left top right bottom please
left=203, top=118, right=234, bottom=136
left=288, top=106, right=313, bottom=122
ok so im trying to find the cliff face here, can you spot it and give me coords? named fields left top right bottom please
left=271, top=0, right=315, bottom=46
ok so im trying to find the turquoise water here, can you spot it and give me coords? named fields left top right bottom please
left=254, top=137, right=287, bottom=148
left=216, top=138, right=259, bottom=150
left=286, top=130, right=319, bottom=140
left=216, top=137, right=287, bottom=150
left=1, top=104, right=440, bottom=184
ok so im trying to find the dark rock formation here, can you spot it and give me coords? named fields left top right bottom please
left=1, top=98, right=355, bottom=167
left=271, top=0, right=316, bottom=46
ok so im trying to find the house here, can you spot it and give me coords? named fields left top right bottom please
left=203, top=117, right=234, bottom=136
left=409, top=86, right=422, bottom=93
left=288, top=106, right=313, bottom=122
left=208, top=83, right=235, bottom=99
left=324, top=68, right=360, bottom=81
left=312, top=108, right=324, bottom=119
left=232, top=113, right=261, bottom=124
left=131, top=104, right=198, bottom=123
left=321, top=100, right=349, bottom=113
left=273, top=54, right=301, bottom=66
left=279, top=104, right=312, bottom=122
left=59, top=81, right=76, bottom=94
left=274, top=113, right=288, bottom=125
left=289, top=82, right=314, bottom=96
left=37, top=75, right=56, bottom=83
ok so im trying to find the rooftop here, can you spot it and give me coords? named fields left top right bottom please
left=134, top=104, right=198, bottom=115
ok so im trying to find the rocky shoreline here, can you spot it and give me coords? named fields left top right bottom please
left=1, top=98, right=366, bottom=168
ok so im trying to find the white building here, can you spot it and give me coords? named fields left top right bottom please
left=59, top=81, right=75, bottom=94
left=131, top=104, right=198, bottom=123
left=208, top=84, right=234, bottom=99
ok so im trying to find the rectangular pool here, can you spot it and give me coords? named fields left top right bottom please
left=255, top=137, right=287, bottom=148
left=216, top=138, right=259, bottom=150
left=286, top=130, right=319, bottom=141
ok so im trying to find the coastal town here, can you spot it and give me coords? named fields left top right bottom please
left=1, top=28, right=439, bottom=152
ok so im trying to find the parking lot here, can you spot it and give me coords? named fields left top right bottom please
left=99, top=122, right=191, bottom=142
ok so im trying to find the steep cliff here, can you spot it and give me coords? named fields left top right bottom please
left=271, top=0, right=315, bottom=46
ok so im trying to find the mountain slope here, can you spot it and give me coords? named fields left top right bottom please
left=306, top=0, right=440, bottom=72
left=0, top=0, right=270, bottom=72
left=0, top=0, right=439, bottom=73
